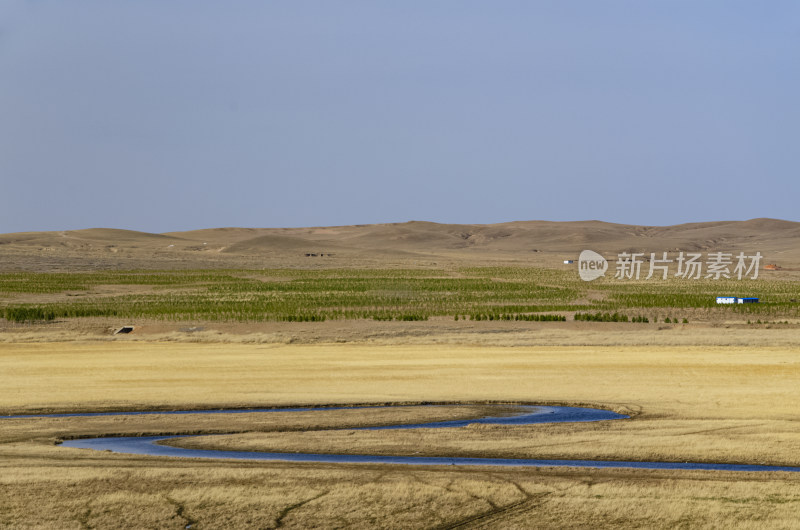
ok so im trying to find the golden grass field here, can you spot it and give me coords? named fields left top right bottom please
left=3, top=339, right=800, bottom=528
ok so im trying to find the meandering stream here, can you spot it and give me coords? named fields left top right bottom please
left=11, top=404, right=800, bottom=472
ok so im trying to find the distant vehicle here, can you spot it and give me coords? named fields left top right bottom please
left=716, top=296, right=759, bottom=304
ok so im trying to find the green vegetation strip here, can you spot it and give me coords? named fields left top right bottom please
left=0, top=267, right=797, bottom=322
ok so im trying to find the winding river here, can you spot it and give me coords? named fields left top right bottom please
left=10, top=405, right=800, bottom=472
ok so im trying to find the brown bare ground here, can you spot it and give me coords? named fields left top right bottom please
left=3, top=218, right=800, bottom=272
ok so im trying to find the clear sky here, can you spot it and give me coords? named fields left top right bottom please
left=1, top=1, right=798, bottom=233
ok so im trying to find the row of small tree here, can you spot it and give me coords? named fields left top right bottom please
left=466, top=313, right=566, bottom=322
left=574, top=312, right=648, bottom=323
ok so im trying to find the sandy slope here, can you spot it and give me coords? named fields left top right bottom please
left=0, top=218, right=797, bottom=271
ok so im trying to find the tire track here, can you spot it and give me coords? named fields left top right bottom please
left=274, top=490, right=329, bottom=528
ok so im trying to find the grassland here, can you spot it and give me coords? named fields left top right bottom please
left=3, top=341, right=800, bottom=527
left=2, top=263, right=800, bottom=527
left=2, top=342, right=800, bottom=418
left=1, top=267, right=798, bottom=325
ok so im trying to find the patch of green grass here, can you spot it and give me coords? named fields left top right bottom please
left=0, top=267, right=797, bottom=322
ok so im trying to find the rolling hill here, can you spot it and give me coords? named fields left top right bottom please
left=0, top=219, right=797, bottom=271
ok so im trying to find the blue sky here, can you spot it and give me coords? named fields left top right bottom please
left=1, top=1, right=798, bottom=233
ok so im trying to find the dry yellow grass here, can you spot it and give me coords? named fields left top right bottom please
left=176, top=417, right=800, bottom=468
left=4, top=451, right=800, bottom=528
left=2, top=341, right=799, bottom=420
left=0, top=405, right=517, bottom=445
left=3, top=340, right=800, bottom=528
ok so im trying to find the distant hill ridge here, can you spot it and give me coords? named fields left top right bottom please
left=1, top=218, right=798, bottom=263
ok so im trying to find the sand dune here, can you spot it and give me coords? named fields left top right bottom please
left=1, top=218, right=797, bottom=270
